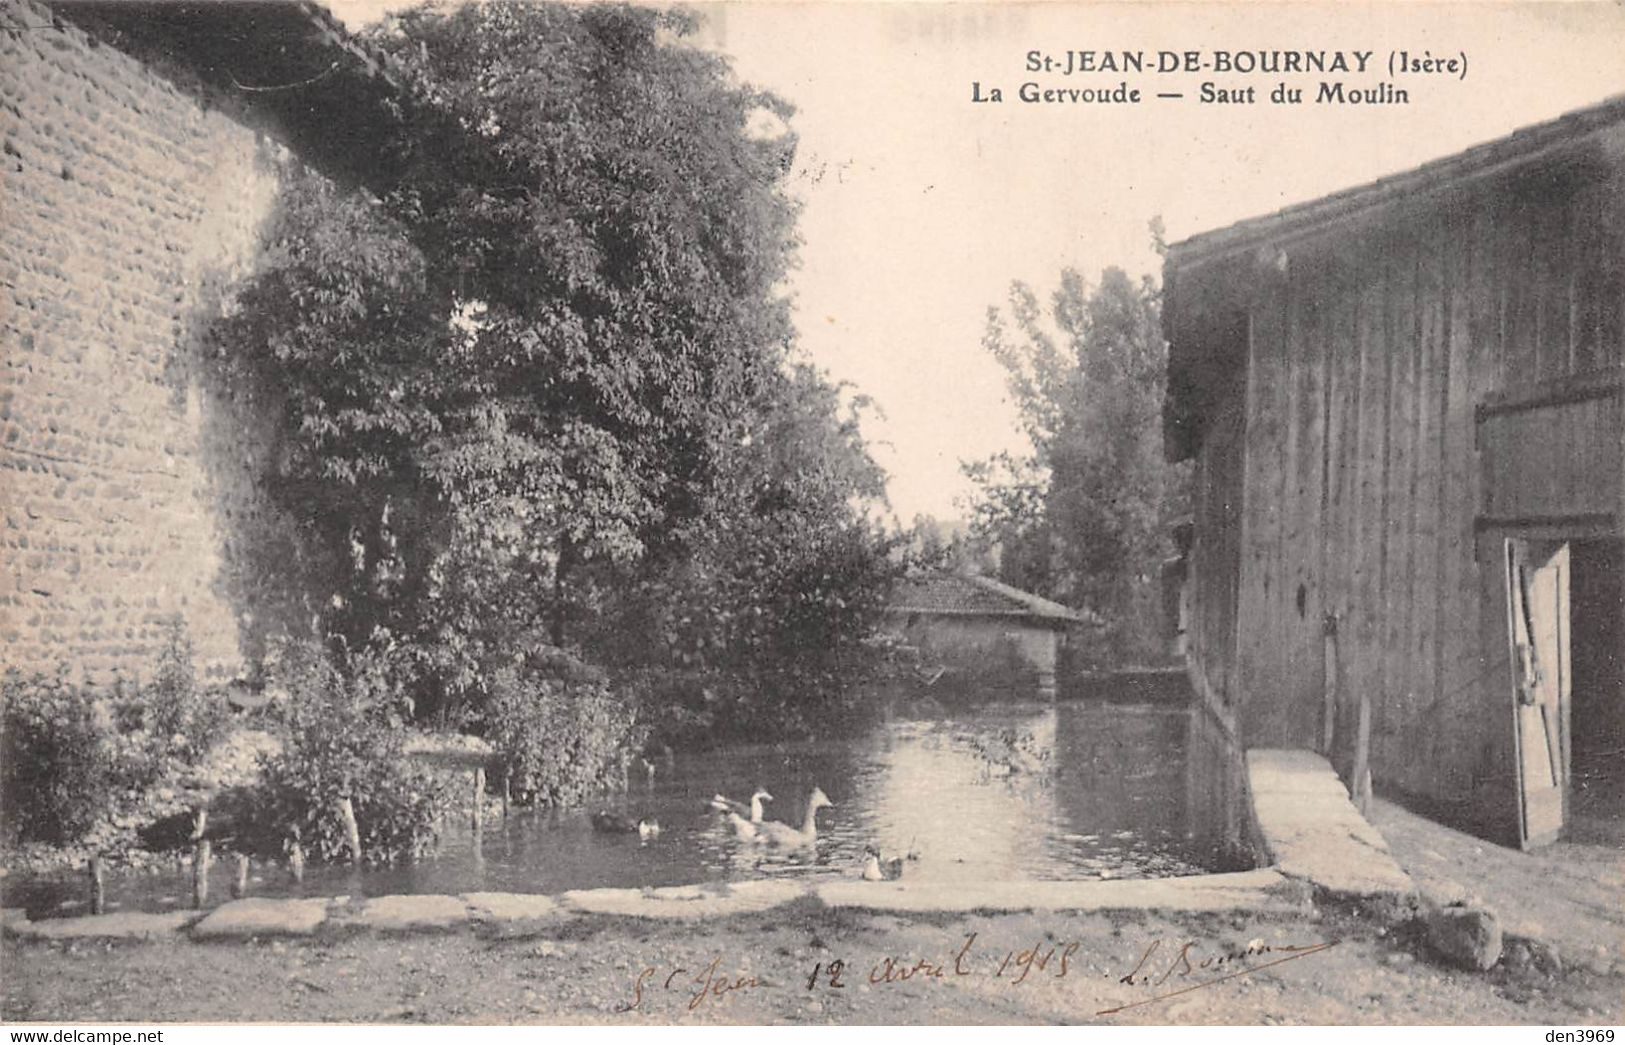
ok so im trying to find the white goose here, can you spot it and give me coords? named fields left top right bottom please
left=710, top=788, right=773, bottom=840
left=754, top=787, right=834, bottom=848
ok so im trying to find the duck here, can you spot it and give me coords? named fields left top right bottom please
left=860, top=845, right=905, bottom=881
left=590, top=811, right=661, bottom=840
left=754, top=787, right=833, bottom=848
left=709, top=787, right=773, bottom=839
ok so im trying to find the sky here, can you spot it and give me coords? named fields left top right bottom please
left=331, top=1, right=1625, bottom=524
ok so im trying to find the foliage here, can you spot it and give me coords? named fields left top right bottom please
left=1, top=667, right=119, bottom=845
left=249, top=642, right=449, bottom=865
left=1, top=624, right=237, bottom=845
left=578, top=364, right=905, bottom=741
left=905, top=514, right=996, bottom=576
left=964, top=250, right=1188, bottom=665
left=141, top=623, right=233, bottom=769
left=481, top=645, right=642, bottom=806
left=199, top=4, right=899, bottom=766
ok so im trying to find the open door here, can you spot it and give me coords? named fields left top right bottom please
left=1506, top=540, right=1572, bottom=848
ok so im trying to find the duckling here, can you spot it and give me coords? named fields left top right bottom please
left=755, top=787, right=833, bottom=848
left=860, top=844, right=905, bottom=881
left=590, top=811, right=661, bottom=840
left=709, top=788, right=773, bottom=840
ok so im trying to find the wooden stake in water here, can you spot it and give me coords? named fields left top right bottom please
left=232, top=854, right=250, bottom=899
left=336, top=797, right=361, bottom=866
left=192, top=840, right=212, bottom=909
left=88, top=856, right=105, bottom=916
left=472, top=766, right=486, bottom=834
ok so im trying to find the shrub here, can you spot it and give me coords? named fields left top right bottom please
left=1, top=668, right=118, bottom=845
left=482, top=647, right=643, bottom=807
left=143, top=624, right=233, bottom=766
left=249, top=642, right=449, bottom=865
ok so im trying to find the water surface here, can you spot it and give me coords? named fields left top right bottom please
left=5, top=701, right=1251, bottom=917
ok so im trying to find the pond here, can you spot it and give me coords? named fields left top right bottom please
left=4, top=700, right=1255, bottom=918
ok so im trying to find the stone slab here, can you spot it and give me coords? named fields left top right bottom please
left=190, top=897, right=332, bottom=939
left=816, top=869, right=1301, bottom=914
left=1247, top=749, right=1415, bottom=900
left=348, top=894, right=469, bottom=931
left=559, top=883, right=815, bottom=920
left=715, top=879, right=808, bottom=912
left=10, top=910, right=197, bottom=941
left=461, top=892, right=562, bottom=923
left=1248, top=749, right=1338, bottom=773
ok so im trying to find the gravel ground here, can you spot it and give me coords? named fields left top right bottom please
left=3, top=900, right=1619, bottom=1025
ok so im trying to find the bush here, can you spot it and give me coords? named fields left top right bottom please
left=249, top=642, right=449, bottom=865
left=482, top=646, right=643, bottom=807
left=1, top=667, right=119, bottom=845
left=623, top=660, right=885, bottom=751
left=144, top=624, right=233, bottom=765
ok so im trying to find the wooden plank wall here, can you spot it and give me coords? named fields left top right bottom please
left=1187, top=403, right=1245, bottom=717
left=1214, top=154, right=1625, bottom=826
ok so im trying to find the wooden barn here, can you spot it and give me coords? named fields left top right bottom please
left=1163, top=95, right=1625, bottom=849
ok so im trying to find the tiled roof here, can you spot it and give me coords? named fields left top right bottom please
left=888, top=573, right=1092, bottom=624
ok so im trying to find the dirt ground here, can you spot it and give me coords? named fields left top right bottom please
left=3, top=900, right=1620, bottom=1026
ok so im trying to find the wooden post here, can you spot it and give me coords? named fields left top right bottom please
left=231, top=854, right=250, bottom=899
left=192, top=840, right=212, bottom=909
left=288, top=841, right=305, bottom=884
left=336, top=797, right=362, bottom=866
left=1352, top=684, right=1373, bottom=814
left=472, top=766, right=486, bottom=833
left=501, top=772, right=511, bottom=819
left=1321, top=613, right=1340, bottom=755
left=88, top=856, right=105, bottom=916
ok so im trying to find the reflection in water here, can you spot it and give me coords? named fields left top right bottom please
left=3, top=700, right=1254, bottom=917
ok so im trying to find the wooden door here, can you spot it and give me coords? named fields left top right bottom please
left=1506, top=540, right=1572, bottom=848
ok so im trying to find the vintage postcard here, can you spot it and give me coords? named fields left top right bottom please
left=0, top=0, right=1621, bottom=1031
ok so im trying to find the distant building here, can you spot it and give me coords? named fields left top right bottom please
left=884, top=573, right=1092, bottom=698
left=1163, top=94, right=1624, bottom=849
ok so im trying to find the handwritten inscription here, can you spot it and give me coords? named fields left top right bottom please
left=615, top=932, right=1337, bottom=1014
left=617, top=956, right=770, bottom=1013
left=1100, top=937, right=1340, bottom=1015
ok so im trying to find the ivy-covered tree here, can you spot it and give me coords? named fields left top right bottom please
left=206, top=3, right=898, bottom=739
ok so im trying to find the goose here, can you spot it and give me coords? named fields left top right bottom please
left=860, top=845, right=905, bottom=881
left=590, top=811, right=661, bottom=840
left=754, top=787, right=833, bottom=848
left=709, top=788, right=773, bottom=839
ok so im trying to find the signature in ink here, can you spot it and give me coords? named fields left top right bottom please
left=1100, top=936, right=1339, bottom=1015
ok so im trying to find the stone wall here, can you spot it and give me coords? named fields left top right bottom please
left=0, top=0, right=286, bottom=681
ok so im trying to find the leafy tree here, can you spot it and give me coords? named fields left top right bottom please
left=205, top=4, right=898, bottom=743
left=965, top=255, right=1187, bottom=664
left=905, top=514, right=995, bottom=576
left=578, top=363, right=904, bottom=740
